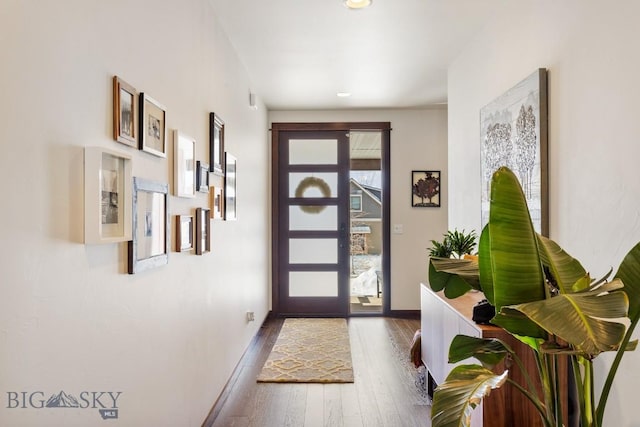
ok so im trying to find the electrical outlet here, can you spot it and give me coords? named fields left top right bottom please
left=246, top=311, right=255, bottom=322
left=393, top=224, right=404, bottom=234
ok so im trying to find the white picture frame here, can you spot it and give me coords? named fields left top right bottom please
left=173, top=130, right=196, bottom=198
left=84, top=146, right=132, bottom=244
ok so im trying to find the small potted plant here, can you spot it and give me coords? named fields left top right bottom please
left=428, top=229, right=478, bottom=259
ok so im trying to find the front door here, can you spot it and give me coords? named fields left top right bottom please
left=274, top=129, right=351, bottom=316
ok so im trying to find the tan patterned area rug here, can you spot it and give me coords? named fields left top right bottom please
left=257, top=318, right=354, bottom=383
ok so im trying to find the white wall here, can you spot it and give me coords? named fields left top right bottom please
left=269, top=109, right=448, bottom=310
left=447, top=1, right=640, bottom=425
left=0, top=1, right=269, bottom=426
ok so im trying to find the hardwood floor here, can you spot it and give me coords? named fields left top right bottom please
left=203, top=317, right=431, bottom=427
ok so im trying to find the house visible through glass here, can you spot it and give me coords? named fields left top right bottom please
left=349, top=131, right=383, bottom=314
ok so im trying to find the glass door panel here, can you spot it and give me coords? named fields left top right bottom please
left=288, top=206, right=338, bottom=231
left=349, top=131, right=383, bottom=314
left=289, top=139, right=337, bottom=164
left=289, top=238, right=338, bottom=264
left=289, top=272, right=339, bottom=297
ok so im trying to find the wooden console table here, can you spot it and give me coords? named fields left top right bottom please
left=420, top=283, right=568, bottom=427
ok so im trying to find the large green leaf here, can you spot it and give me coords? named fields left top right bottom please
left=595, top=243, right=640, bottom=427
left=478, top=226, right=494, bottom=304
left=430, top=257, right=480, bottom=281
left=443, top=278, right=475, bottom=299
left=505, top=279, right=629, bottom=356
left=615, top=241, right=640, bottom=319
left=487, top=167, right=546, bottom=338
left=540, top=339, right=638, bottom=355
left=432, top=365, right=508, bottom=427
left=429, top=262, right=473, bottom=298
left=536, top=234, right=588, bottom=294
left=429, top=258, right=479, bottom=298
left=491, top=311, right=545, bottom=349
left=448, top=335, right=511, bottom=368
left=428, top=261, right=448, bottom=292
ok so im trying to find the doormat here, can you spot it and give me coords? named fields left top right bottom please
left=257, top=318, right=354, bottom=383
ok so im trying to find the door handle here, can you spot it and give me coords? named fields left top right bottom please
left=339, top=223, right=347, bottom=248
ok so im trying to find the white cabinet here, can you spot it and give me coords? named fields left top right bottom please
left=421, top=283, right=483, bottom=426
left=420, top=283, right=485, bottom=383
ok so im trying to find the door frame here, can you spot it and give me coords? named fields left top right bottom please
left=271, top=122, right=391, bottom=316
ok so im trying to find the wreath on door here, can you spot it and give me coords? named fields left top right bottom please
left=295, top=177, right=331, bottom=214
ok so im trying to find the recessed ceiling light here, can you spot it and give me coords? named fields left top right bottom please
left=344, top=0, right=372, bottom=10
left=337, top=92, right=351, bottom=97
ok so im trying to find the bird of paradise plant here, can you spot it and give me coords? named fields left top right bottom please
left=428, top=166, right=640, bottom=427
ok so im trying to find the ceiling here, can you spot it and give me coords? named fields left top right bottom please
left=208, top=0, right=502, bottom=110
left=350, top=131, right=381, bottom=159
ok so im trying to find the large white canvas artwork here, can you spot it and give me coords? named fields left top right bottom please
left=480, top=69, right=548, bottom=235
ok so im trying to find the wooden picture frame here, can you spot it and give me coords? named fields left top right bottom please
left=412, top=170, right=441, bottom=207
left=210, top=186, right=224, bottom=220
left=128, top=177, right=169, bottom=274
left=175, top=215, right=194, bottom=252
left=224, top=152, right=237, bottom=220
left=196, top=161, right=210, bottom=193
left=139, top=93, right=167, bottom=157
left=113, top=76, right=138, bottom=147
left=209, top=113, right=225, bottom=176
left=480, top=68, right=548, bottom=235
left=195, top=207, right=211, bottom=255
left=173, top=130, right=196, bottom=198
left=84, top=147, right=133, bottom=244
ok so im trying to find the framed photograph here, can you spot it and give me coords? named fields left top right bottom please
left=196, top=161, right=210, bottom=193
left=209, top=113, right=225, bottom=175
left=139, top=93, right=167, bottom=157
left=113, top=76, right=137, bottom=148
left=210, top=186, right=224, bottom=220
left=173, top=130, right=196, bottom=198
left=128, top=177, right=169, bottom=274
left=412, top=170, right=441, bottom=207
left=480, top=68, right=548, bottom=235
left=175, top=215, right=194, bottom=252
left=84, top=147, right=133, bottom=244
left=224, top=152, right=237, bottom=220
left=195, top=207, right=211, bottom=255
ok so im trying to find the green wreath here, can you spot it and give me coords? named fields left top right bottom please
left=295, top=177, right=331, bottom=214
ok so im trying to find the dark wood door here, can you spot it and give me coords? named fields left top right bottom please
left=275, top=130, right=351, bottom=316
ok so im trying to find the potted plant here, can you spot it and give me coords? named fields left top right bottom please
left=428, top=167, right=640, bottom=427
left=427, top=229, right=481, bottom=300
left=428, top=229, right=478, bottom=259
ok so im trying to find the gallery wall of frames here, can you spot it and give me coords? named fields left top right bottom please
left=84, top=75, right=238, bottom=274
